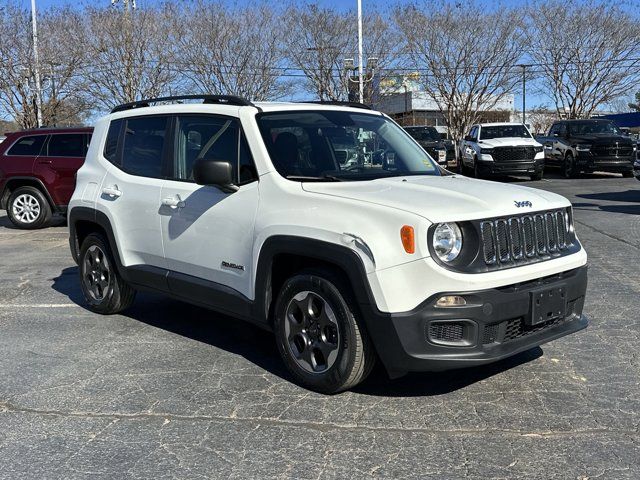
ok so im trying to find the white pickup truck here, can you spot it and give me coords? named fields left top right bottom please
left=459, top=122, right=545, bottom=181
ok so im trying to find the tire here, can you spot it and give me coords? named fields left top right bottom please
left=530, top=171, right=543, bottom=181
left=7, top=186, right=52, bottom=229
left=273, top=269, right=375, bottom=394
left=563, top=153, right=578, bottom=178
left=473, top=157, right=482, bottom=179
left=79, top=233, right=136, bottom=314
left=622, top=170, right=634, bottom=178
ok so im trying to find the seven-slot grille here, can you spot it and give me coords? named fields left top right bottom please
left=480, top=209, right=570, bottom=266
left=490, top=146, right=536, bottom=163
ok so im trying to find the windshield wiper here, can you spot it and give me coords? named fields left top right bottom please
left=285, top=175, right=343, bottom=182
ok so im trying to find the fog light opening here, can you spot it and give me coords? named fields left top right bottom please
left=436, top=295, right=467, bottom=307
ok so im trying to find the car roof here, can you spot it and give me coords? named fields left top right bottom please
left=105, top=101, right=383, bottom=121
left=6, top=126, right=93, bottom=136
left=477, top=122, right=526, bottom=127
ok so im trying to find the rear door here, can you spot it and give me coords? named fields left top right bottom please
left=96, top=115, right=169, bottom=271
left=36, top=133, right=90, bottom=206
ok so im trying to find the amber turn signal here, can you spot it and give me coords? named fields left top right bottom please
left=400, top=225, right=415, bottom=254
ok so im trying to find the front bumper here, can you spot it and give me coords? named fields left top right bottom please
left=477, top=158, right=544, bottom=176
left=576, top=152, right=634, bottom=172
left=362, top=265, right=588, bottom=378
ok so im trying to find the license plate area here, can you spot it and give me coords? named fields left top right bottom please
left=529, top=286, right=567, bottom=326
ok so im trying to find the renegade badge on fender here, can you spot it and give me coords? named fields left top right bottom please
left=68, top=95, right=588, bottom=394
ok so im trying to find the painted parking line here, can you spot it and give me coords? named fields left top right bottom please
left=0, top=304, right=79, bottom=308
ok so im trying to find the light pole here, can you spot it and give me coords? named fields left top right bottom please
left=357, top=0, right=364, bottom=104
left=30, top=0, right=43, bottom=127
left=519, top=64, right=528, bottom=125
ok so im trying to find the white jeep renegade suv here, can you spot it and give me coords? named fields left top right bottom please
left=68, top=95, right=588, bottom=394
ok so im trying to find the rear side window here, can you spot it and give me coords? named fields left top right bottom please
left=7, top=135, right=47, bottom=156
left=46, top=134, right=86, bottom=157
left=103, top=120, right=122, bottom=162
left=121, top=116, right=168, bottom=178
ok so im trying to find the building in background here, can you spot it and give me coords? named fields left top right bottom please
left=377, top=75, right=513, bottom=128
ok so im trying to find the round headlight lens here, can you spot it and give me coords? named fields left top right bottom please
left=432, top=223, right=463, bottom=262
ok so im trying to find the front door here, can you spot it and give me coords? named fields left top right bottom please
left=160, top=114, right=259, bottom=299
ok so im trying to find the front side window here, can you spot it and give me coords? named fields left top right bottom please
left=7, top=135, right=47, bottom=156
left=121, top=116, right=168, bottom=178
left=479, top=125, right=532, bottom=140
left=47, top=133, right=86, bottom=157
left=173, top=115, right=257, bottom=184
left=256, top=111, right=439, bottom=181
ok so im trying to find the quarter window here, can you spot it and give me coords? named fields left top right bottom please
left=103, top=120, right=122, bottom=163
left=7, top=135, right=47, bottom=156
left=121, top=116, right=168, bottom=178
left=47, top=134, right=86, bottom=157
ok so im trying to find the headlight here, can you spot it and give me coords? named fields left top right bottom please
left=575, top=144, right=591, bottom=152
left=432, top=223, right=463, bottom=262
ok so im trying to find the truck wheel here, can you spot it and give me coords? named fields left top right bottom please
left=563, top=153, right=578, bottom=179
left=530, top=171, right=543, bottom=181
left=273, top=269, right=375, bottom=394
left=79, top=233, right=136, bottom=314
left=622, top=170, right=634, bottom=178
left=473, top=157, right=482, bottom=179
left=7, top=186, right=52, bottom=229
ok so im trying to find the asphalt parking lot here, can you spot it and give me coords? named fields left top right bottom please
left=0, top=172, right=639, bottom=479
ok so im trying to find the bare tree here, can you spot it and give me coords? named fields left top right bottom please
left=173, top=1, right=291, bottom=100
left=526, top=105, right=557, bottom=135
left=0, top=2, right=40, bottom=128
left=283, top=4, right=354, bottom=101
left=80, top=5, right=180, bottom=110
left=527, top=0, right=640, bottom=119
left=395, top=1, right=525, bottom=147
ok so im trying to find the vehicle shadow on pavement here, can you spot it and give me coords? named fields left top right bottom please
left=354, top=347, right=542, bottom=397
left=52, top=267, right=543, bottom=397
left=577, top=190, right=640, bottom=203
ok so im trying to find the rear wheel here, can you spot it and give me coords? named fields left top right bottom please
left=274, top=269, right=375, bottom=394
left=79, top=233, right=135, bottom=314
left=7, top=186, right=52, bottom=229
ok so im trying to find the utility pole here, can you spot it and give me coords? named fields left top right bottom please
left=519, top=64, right=528, bottom=125
left=357, top=0, right=364, bottom=104
left=30, top=0, right=43, bottom=127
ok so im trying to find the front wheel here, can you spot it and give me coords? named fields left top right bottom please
left=79, top=233, right=136, bottom=314
left=622, top=170, right=634, bottom=178
left=274, top=269, right=375, bottom=394
left=563, top=153, right=578, bottom=178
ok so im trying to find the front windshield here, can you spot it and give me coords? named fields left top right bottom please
left=480, top=124, right=532, bottom=140
left=568, top=121, right=622, bottom=136
left=406, top=127, right=440, bottom=142
left=257, top=110, right=440, bottom=181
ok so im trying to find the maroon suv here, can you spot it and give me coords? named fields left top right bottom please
left=0, top=127, right=93, bottom=229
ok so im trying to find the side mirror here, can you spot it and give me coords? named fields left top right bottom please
left=552, top=132, right=559, bottom=137
left=193, top=159, right=238, bottom=193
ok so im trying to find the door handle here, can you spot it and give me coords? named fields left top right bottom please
left=162, top=195, right=185, bottom=209
left=102, top=185, right=122, bottom=198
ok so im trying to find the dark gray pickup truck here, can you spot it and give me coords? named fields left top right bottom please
left=537, top=119, right=636, bottom=178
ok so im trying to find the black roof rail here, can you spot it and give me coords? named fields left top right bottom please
left=111, top=95, right=257, bottom=113
left=299, top=100, right=372, bottom=110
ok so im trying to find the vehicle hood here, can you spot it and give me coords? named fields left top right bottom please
left=478, top=137, right=542, bottom=148
left=416, top=140, right=444, bottom=149
left=568, top=134, right=634, bottom=145
left=302, top=175, right=570, bottom=223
